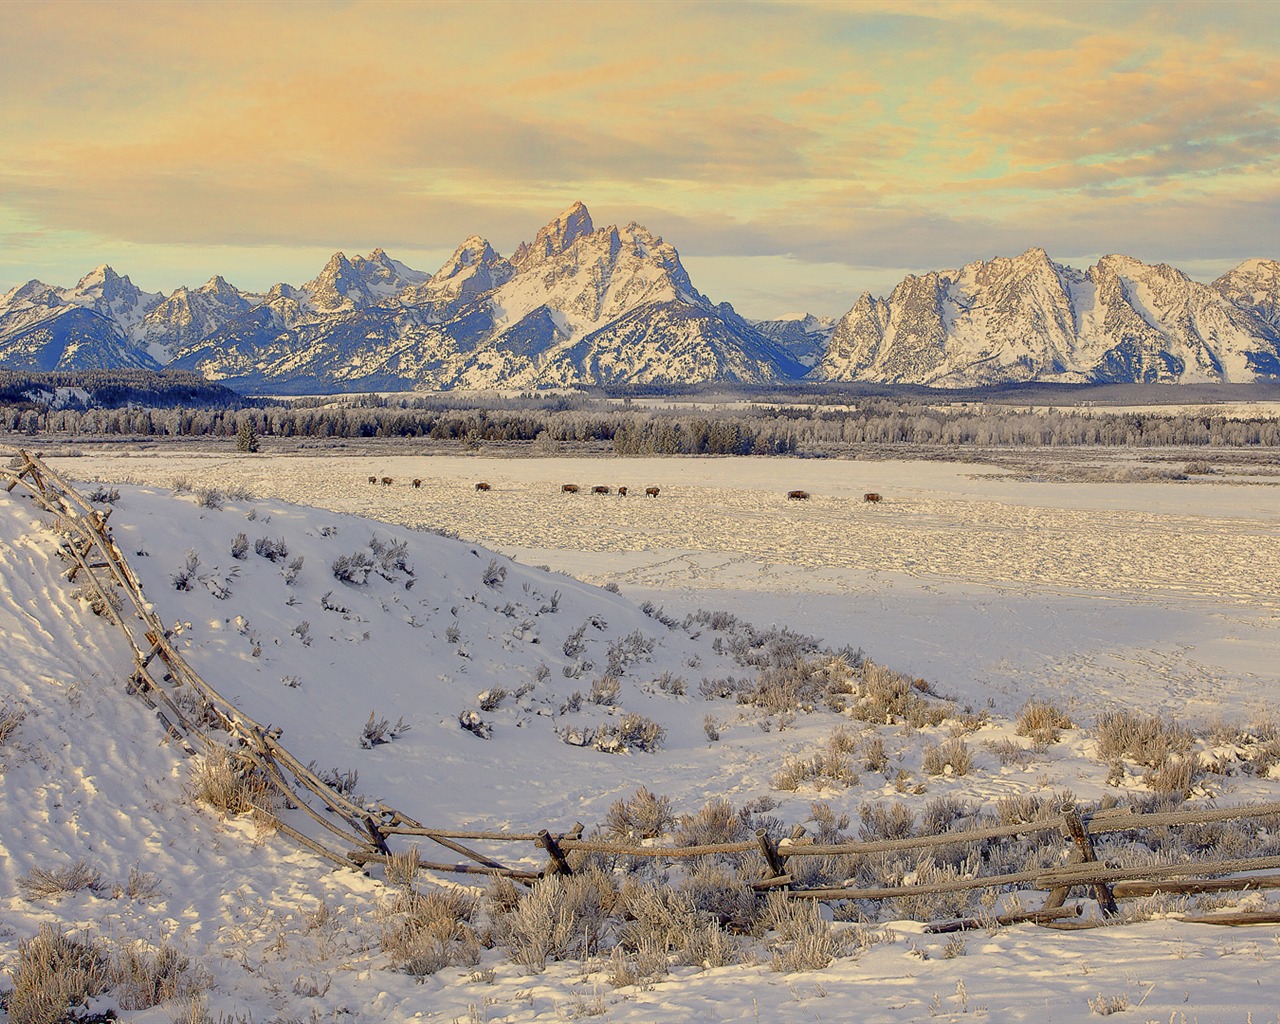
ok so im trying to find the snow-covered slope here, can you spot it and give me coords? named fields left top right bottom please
left=814, top=250, right=1280, bottom=386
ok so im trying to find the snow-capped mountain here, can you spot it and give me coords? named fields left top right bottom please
left=167, top=202, right=804, bottom=391
left=4, top=209, right=1278, bottom=389
left=0, top=267, right=164, bottom=371
left=813, top=249, right=1280, bottom=386
left=752, top=313, right=836, bottom=368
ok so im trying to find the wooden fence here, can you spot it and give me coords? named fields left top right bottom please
left=6, top=445, right=1280, bottom=929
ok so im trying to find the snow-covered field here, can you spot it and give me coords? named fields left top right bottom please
left=2, top=445, right=1279, bottom=1022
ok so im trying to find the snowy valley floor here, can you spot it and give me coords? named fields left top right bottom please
left=0, top=444, right=1278, bottom=1023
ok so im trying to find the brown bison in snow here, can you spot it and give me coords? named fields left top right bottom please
left=368, top=475, right=378, bottom=484
left=864, top=492, right=882, bottom=503
left=787, top=490, right=810, bottom=500
left=592, top=485, right=611, bottom=495
left=475, top=481, right=491, bottom=491
left=562, top=483, right=580, bottom=494
left=412, top=479, right=422, bottom=488
left=644, top=486, right=660, bottom=497
left=617, top=486, right=628, bottom=496
left=381, top=476, right=393, bottom=486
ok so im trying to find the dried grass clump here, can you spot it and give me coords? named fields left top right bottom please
left=921, top=738, right=974, bottom=777
left=847, top=661, right=949, bottom=728
left=1095, top=710, right=1192, bottom=768
left=1, top=924, right=109, bottom=1024
left=381, top=887, right=479, bottom=978
left=112, top=940, right=205, bottom=1010
left=859, top=801, right=915, bottom=843
left=1016, top=700, right=1074, bottom=744
left=764, top=894, right=836, bottom=972
left=589, top=675, right=621, bottom=706
left=0, top=699, right=24, bottom=745
left=773, top=743, right=859, bottom=792
left=17, top=859, right=104, bottom=900
left=604, top=787, right=674, bottom=842
left=495, top=870, right=616, bottom=973
left=675, top=797, right=750, bottom=851
left=187, top=745, right=278, bottom=822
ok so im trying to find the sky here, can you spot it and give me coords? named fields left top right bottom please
left=1, top=0, right=1277, bottom=318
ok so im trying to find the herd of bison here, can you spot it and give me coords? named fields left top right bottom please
left=365, top=475, right=883, bottom=503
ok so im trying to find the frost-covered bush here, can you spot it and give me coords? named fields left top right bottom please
left=588, top=675, right=621, bottom=706
left=563, top=624, right=587, bottom=658
left=604, top=787, right=674, bottom=842
left=0, top=699, right=24, bottom=745
left=1016, top=700, right=1074, bottom=744
left=1, top=924, right=109, bottom=1024
left=229, top=532, right=248, bottom=560
left=1095, top=709, right=1192, bottom=768
left=458, top=710, right=491, bottom=739
left=17, top=860, right=104, bottom=900
left=86, top=484, right=120, bottom=504
left=332, top=549, right=374, bottom=584
left=282, top=554, right=304, bottom=584
left=859, top=801, right=915, bottom=842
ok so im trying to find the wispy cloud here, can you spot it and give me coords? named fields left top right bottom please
left=1, top=0, right=1275, bottom=311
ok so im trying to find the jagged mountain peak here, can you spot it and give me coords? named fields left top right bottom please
left=511, top=200, right=595, bottom=269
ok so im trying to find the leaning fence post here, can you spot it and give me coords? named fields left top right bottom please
left=756, top=827, right=787, bottom=880
left=1053, top=807, right=1118, bottom=917
left=538, top=828, right=573, bottom=877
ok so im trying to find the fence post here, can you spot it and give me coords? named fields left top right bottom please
left=538, top=828, right=573, bottom=877
left=1051, top=808, right=1118, bottom=917
left=756, top=827, right=787, bottom=882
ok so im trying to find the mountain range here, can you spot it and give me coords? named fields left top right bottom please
left=2, top=202, right=1278, bottom=392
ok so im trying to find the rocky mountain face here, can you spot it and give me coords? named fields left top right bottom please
left=814, top=250, right=1280, bottom=386
left=2, top=207, right=1277, bottom=390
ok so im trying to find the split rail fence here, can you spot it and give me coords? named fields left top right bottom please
left=6, top=445, right=1280, bottom=930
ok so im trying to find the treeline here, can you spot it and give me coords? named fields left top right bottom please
left=3, top=390, right=1279, bottom=448
left=0, top=369, right=246, bottom=409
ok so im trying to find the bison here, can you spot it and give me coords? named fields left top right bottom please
left=368, top=475, right=378, bottom=485
left=864, top=492, right=882, bottom=503
left=562, top=483, right=580, bottom=494
left=412, top=479, right=422, bottom=489
left=644, top=486, right=660, bottom=497
left=787, top=490, right=810, bottom=500
left=617, top=486, right=628, bottom=497
left=381, top=476, right=393, bottom=486
left=475, top=481, right=491, bottom=491
left=592, top=485, right=611, bottom=495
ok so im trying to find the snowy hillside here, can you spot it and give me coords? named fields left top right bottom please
left=5, top=457, right=1280, bottom=1021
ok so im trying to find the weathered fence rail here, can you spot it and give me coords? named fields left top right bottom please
left=6, top=445, right=1280, bottom=928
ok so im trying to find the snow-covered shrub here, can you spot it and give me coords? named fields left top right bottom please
left=254, top=536, right=289, bottom=563
left=229, top=532, right=248, bottom=559
left=331, top=549, right=373, bottom=584
left=1, top=924, right=109, bottom=1024
left=604, top=787, right=674, bottom=842
left=1016, top=700, right=1074, bottom=744
left=594, top=713, right=665, bottom=754
left=194, top=487, right=223, bottom=509
left=773, top=746, right=859, bottom=792
left=985, top=737, right=1036, bottom=766
left=563, top=624, right=587, bottom=658
left=86, top=484, right=120, bottom=504
left=187, top=745, right=277, bottom=819
left=282, top=554, right=304, bottom=584
left=17, top=860, right=104, bottom=900
left=703, top=715, right=720, bottom=742
left=360, top=711, right=410, bottom=748
left=171, top=549, right=200, bottom=590
left=482, top=557, right=507, bottom=588
left=478, top=687, right=508, bottom=712
left=588, top=675, right=621, bottom=706
left=677, top=862, right=760, bottom=935
left=862, top=735, right=888, bottom=771
left=605, top=629, right=655, bottom=674
left=458, top=710, right=491, bottom=739
left=639, top=601, right=679, bottom=629
left=307, top=762, right=359, bottom=797
left=381, top=888, right=476, bottom=979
